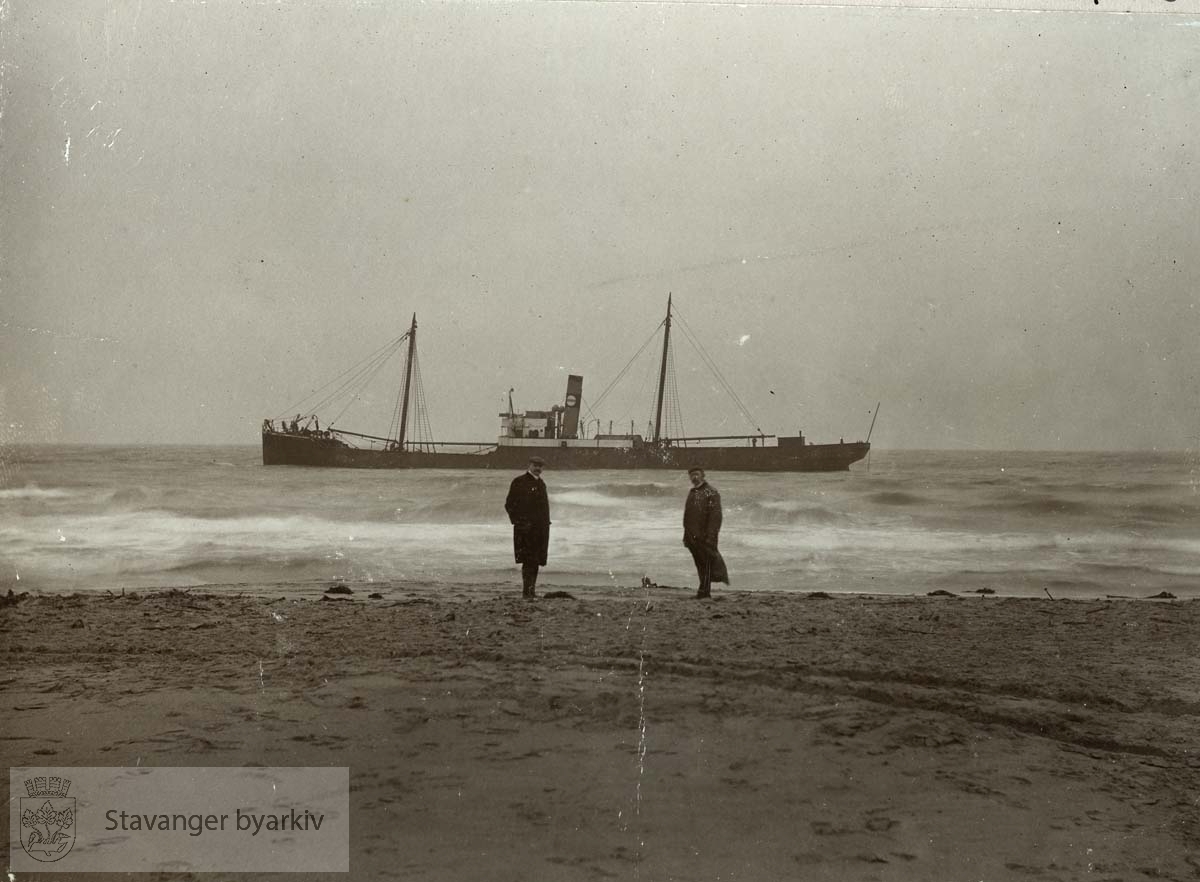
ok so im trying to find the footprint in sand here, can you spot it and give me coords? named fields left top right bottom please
left=811, top=820, right=853, bottom=836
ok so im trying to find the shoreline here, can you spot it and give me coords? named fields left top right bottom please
left=5, top=588, right=1199, bottom=879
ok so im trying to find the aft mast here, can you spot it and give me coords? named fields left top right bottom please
left=397, top=313, right=417, bottom=449
left=652, top=294, right=672, bottom=444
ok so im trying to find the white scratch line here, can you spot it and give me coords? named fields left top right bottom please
left=258, top=660, right=265, bottom=689
left=0, top=320, right=118, bottom=344
left=631, top=594, right=653, bottom=875
left=635, top=646, right=648, bottom=818
left=63, top=135, right=70, bottom=164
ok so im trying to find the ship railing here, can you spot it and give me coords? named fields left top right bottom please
left=326, top=428, right=497, bottom=454
left=402, top=441, right=499, bottom=454
left=662, top=434, right=778, bottom=447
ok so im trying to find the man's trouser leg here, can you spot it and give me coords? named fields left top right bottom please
left=521, top=562, right=539, bottom=597
left=689, top=543, right=712, bottom=598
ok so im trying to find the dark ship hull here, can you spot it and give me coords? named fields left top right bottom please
left=262, top=430, right=868, bottom=471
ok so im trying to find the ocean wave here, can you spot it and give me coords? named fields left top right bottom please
left=867, top=491, right=926, bottom=506
left=742, top=502, right=849, bottom=526
left=553, top=490, right=639, bottom=509
left=106, top=486, right=153, bottom=506
left=0, top=485, right=77, bottom=500
left=574, top=482, right=677, bottom=499
left=970, top=496, right=1093, bottom=517
left=735, top=526, right=1038, bottom=554
left=1123, top=502, right=1200, bottom=524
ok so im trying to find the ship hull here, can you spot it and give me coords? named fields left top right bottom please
left=262, top=432, right=868, bottom=472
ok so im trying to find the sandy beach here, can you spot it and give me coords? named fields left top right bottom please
left=4, top=584, right=1199, bottom=881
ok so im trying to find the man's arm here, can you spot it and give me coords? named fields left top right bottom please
left=706, top=490, right=723, bottom=543
left=505, top=477, right=522, bottom=524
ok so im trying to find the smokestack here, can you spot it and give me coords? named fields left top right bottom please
left=562, top=375, right=583, bottom=439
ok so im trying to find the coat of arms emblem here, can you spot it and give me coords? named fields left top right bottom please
left=20, top=776, right=76, bottom=862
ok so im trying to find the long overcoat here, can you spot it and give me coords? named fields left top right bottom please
left=505, top=472, right=551, bottom=566
left=683, top=481, right=729, bottom=584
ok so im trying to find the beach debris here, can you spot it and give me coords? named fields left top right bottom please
left=367, top=592, right=384, bottom=599
left=926, top=590, right=956, bottom=597
left=324, top=584, right=353, bottom=595
left=1146, top=591, right=1176, bottom=600
left=319, top=595, right=351, bottom=602
left=1043, top=587, right=1056, bottom=601
left=70, top=618, right=85, bottom=629
left=973, top=588, right=996, bottom=595
left=1, top=589, right=30, bottom=608
left=542, top=591, right=575, bottom=600
left=806, top=591, right=832, bottom=599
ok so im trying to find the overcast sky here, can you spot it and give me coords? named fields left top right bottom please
left=2, top=1, right=1197, bottom=450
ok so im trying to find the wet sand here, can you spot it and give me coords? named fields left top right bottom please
left=4, top=584, right=1199, bottom=880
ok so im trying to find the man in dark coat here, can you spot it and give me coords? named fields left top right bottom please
left=505, top=456, right=551, bottom=598
left=683, top=466, right=729, bottom=599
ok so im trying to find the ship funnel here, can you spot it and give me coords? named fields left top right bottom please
left=562, top=375, right=583, bottom=439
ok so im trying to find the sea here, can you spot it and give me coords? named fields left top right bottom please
left=1, top=446, right=1197, bottom=600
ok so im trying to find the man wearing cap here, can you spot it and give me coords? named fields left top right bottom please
left=505, top=456, right=551, bottom=598
left=683, top=466, right=729, bottom=599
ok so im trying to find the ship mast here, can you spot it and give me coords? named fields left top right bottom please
left=652, top=293, right=672, bottom=444
left=397, top=313, right=417, bottom=448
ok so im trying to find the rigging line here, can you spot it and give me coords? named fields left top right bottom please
left=320, top=342, right=406, bottom=422
left=672, top=311, right=762, bottom=433
left=407, top=347, right=430, bottom=450
left=677, top=323, right=757, bottom=430
left=580, top=397, right=598, bottom=431
left=586, top=321, right=667, bottom=415
left=656, top=335, right=673, bottom=439
left=665, top=341, right=687, bottom=442
left=328, top=340, right=407, bottom=429
left=391, top=340, right=415, bottom=444
left=416, top=355, right=432, bottom=447
left=579, top=397, right=615, bottom=438
left=307, top=340, right=406, bottom=420
left=285, top=336, right=407, bottom=422
left=413, top=351, right=436, bottom=450
left=286, top=347, right=396, bottom=427
left=673, top=368, right=686, bottom=441
left=278, top=333, right=407, bottom=418
left=671, top=310, right=746, bottom=412
left=642, top=327, right=669, bottom=437
left=581, top=397, right=613, bottom=437
left=410, top=350, right=422, bottom=449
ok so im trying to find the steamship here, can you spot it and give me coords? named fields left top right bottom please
left=261, top=297, right=871, bottom=471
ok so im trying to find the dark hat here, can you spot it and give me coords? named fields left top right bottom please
left=528, top=456, right=546, bottom=465
left=687, top=465, right=705, bottom=475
